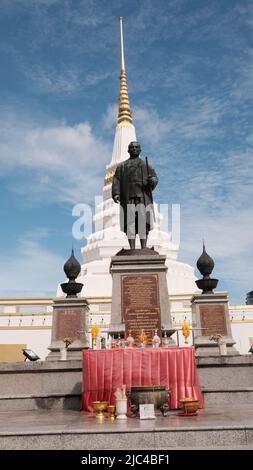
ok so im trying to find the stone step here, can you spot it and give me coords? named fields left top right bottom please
left=0, top=393, right=81, bottom=411
left=1, top=429, right=253, bottom=450
left=1, top=387, right=253, bottom=412
left=203, top=388, right=253, bottom=405
left=0, top=406, right=253, bottom=449
left=0, top=356, right=253, bottom=399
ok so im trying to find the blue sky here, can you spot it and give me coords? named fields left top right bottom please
left=0, top=0, right=252, bottom=303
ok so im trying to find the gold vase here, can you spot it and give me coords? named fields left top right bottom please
left=107, top=405, right=116, bottom=419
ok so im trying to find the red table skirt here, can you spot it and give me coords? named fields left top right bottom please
left=81, top=347, right=204, bottom=411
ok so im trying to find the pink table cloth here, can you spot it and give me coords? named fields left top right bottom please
left=81, top=347, right=204, bottom=411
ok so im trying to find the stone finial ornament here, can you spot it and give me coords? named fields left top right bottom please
left=61, top=249, right=83, bottom=298
left=63, top=248, right=81, bottom=280
left=196, top=243, right=215, bottom=278
left=195, top=243, right=218, bottom=294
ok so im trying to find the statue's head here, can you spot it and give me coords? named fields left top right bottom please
left=128, top=141, right=141, bottom=158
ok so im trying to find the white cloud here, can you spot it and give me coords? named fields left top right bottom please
left=175, top=145, right=253, bottom=303
left=116, top=96, right=226, bottom=148
left=236, top=3, right=253, bottom=28
left=0, top=115, right=111, bottom=204
left=102, top=104, right=118, bottom=130
left=1, top=0, right=60, bottom=6
left=103, top=104, right=171, bottom=145
left=25, top=66, right=81, bottom=94
left=0, top=231, right=65, bottom=296
left=134, top=107, right=171, bottom=144
left=19, top=64, right=113, bottom=94
left=180, top=206, right=253, bottom=304
left=231, top=48, right=253, bottom=102
left=64, top=0, right=111, bottom=27
left=138, top=95, right=226, bottom=148
left=175, top=96, right=225, bottom=139
left=102, top=103, right=172, bottom=146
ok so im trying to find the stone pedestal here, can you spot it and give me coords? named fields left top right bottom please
left=191, top=292, right=239, bottom=356
left=47, top=298, right=90, bottom=361
left=109, top=249, right=173, bottom=343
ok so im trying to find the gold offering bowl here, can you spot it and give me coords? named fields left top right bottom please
left=92, top=401, right=108, bottom=418
left=179, top=397, right=199, bottom=414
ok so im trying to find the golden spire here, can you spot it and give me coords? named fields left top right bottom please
left=117, top=16, right=133, bottom=125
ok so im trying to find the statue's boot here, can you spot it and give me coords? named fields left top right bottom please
left=128, top=239, right=136, bottom=250
left=140, top=238, right=147, bottom=249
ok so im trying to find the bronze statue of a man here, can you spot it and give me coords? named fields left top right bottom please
left=112, top=141, right=158, bottom=249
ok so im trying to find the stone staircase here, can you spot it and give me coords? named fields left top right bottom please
left=0, top=361, right=82, bottom=411
left=0, top=356, right=252, bottom=411
left=0, top=355, right=252, bottom=449
left=197, top=355, right=253, bottom=405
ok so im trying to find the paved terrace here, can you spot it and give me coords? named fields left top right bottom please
left=0, top=404, right=252, bottom=450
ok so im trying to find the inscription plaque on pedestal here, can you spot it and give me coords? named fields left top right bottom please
left=199, top=304, right=227, bottom=336
left=122, top=274, right=161, bottom=341
left=56, top=308, right=82, bottom=341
